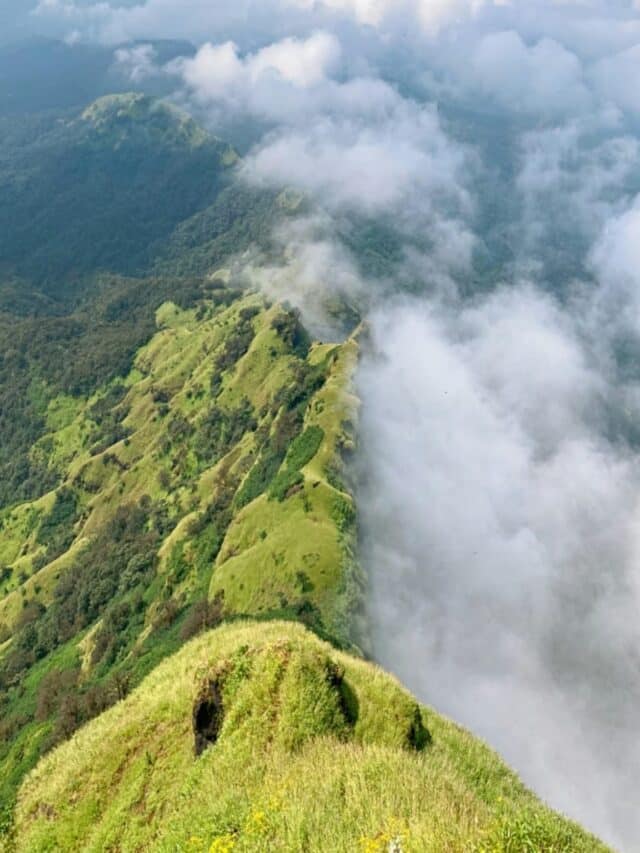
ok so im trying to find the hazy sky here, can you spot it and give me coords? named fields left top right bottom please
left=0, top=0, right=139, bottom=45
left=8, top=2, right=640, bottom=850
left=0, top=1, right=34, bottom=43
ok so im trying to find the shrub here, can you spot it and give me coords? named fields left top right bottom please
left=152, top=599, right=180, bottom=631
left=273, top=362, right=326, bottom=414
left=285, top=426, right=324, bottom=472
left=192, top=398, right=256, bottom=470
left=36, top=668, right=79, bottom=722
left=331, top=495, right=355, bottom=533
left=271, top=308, right=311, bottom=359
left=36, top=487, right=78, bottom=562
left=179, top=593, right=225, bottom=642
left=235, top=450, right=285, bottom=508
left=296, top=571, right=314, bottom=594
left=269, top=469, right=304, bottom=502
left=266, top=425, right=325, bottom=503
left=214, top=315, right=256, bottom=372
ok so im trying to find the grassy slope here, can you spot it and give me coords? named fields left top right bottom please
left=0, top=293, right=358, bottom=637
left=0, top=290, right=361, bottom=820
left=12, top=621, right=607, bottom=853
left=209, top=336, right=363, bottom=644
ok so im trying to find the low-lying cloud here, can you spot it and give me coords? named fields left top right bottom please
left=358, top=276, right=640, bottom=850
left=175, top=31, right=341, bottom=99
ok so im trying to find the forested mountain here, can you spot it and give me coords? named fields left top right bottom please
left=0, top=92, right=608, bottom=852
left=0, top=93, right=279, bottom=509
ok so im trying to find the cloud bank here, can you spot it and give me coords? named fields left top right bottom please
left=359, top=281, right=640, bottom=849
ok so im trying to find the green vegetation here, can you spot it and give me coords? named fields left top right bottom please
left=0, top=290, right=361, bottom=831
left=0, top=93, right=281, bottom=513
left=268, top=426, right=324, bottom=502
left=11, top=621, right=608, bottom=852
left=34, top=487, right=78, bottom=565
left=0, top=94, right=235, bottom=283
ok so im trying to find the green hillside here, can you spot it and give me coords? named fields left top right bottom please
left=0, top=288, right=363, bottom=831
left=0, top=286, right=610, bottom=852
left=0, top=92, right=236, bottom=283
left=0, top=92, right=280, bottom=515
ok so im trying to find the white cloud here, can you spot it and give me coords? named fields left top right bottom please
left=31, top=0, right=505, bottom=42
left=471, top=30, right=591, bottom=115
left=290, top=0, right=499, bottom=32
left=169, top=31, right=474, bottom=250
left=513, top=113, right=640, bottom=273
left=359, top=286, right=640, bottom=849
left=243, top=103, right=471, bottom=216
left=416, top=0, right=496, bottom=33
left=249, top=31, right=341, bottom=84
left=241, top=213, right=367, bottom=337
left=591, top=197, right=640, bottom=289
left=287, top=0, right=391, bottom=26
left=175, top=31, right=341, bottom=102
left=113, top=43, right=158, bottom=82
left=588, top=196, right=640, bottom=332
left=591, top=43, right=640, bottom=115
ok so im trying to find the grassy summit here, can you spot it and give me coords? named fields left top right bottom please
left=81, top=93, right=217, bottom=150
left=11, top=621, right=607, bottom=852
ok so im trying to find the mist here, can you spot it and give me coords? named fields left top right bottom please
left=19, top=0, right=640, bottom=849
left=358, top=284, right=640, bottom=849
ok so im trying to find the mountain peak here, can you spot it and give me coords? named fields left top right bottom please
left=81, top=92, right=219, bottom=152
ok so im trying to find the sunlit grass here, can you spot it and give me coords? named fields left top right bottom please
left=13, top=621, right=608, bottom=853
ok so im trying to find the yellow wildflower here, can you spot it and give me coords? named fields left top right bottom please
left=208, top=834, right=236, bottom=853
left=267, top=794, right=283, bottom=812
left=358, top=818, right=408, bottom=852
left=245, top=809, right=269, bottom=837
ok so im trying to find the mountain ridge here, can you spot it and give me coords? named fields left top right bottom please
left=0, top=92, right=612, bottom=852
left=9, top=620, right=610, bottom=852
